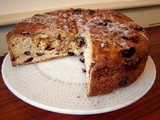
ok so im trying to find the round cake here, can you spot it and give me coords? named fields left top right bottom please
left=7, top=9, right=150, bottom=96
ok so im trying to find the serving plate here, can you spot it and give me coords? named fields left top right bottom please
left=2, top=54, right=156, bottom=115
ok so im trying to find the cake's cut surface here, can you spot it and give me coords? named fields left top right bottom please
left=7, top=9, right=150, bottom=96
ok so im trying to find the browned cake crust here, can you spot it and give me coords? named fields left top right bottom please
left=6, top=9, right=150, bottom=96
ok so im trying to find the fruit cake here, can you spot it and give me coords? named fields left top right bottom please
left=6, top=9, right=150, bottom=96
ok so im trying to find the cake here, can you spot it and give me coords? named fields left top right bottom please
left=6, top=9, right=150, bottom=96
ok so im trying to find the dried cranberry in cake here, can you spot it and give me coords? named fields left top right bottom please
left=22, top=31, right=32, bottom=36
left=121, top=36, right=129, bottom=40
left=99, top=19, right=112, bottom=26
left=24, top=57, right=33, bottom=62
left=120, top=47, right=135, bottom=58
left=124, top=58, right=143, bottom=70
left=130, top=36, right=139, bottom=43
left=124, top=27, right=129, bottom=30
left=11, top=57, right=16, bottom=62
left=119, top=77, right=128, bottom=86
left=57, top=34, right=62, bottom=40
left=55, top=52, right=60, bottom=55
left=45, top=46, right=55, bottom=51
left=121, top=36, right=139, bottom=43
left=24, top=51, right=31, bottom=55
left=68, top=52, right=75, bottom=56
left=88, top=9, right=95, bottom=15
left=79, top=57, right=85, bottom=63
left=78, top=37, right=86, bottom=48
left=135, top=26, right=144, bottom=31
left=74, top=9, right=83, bottom=14
left=80, top=52, right=84, bottom=55
left=36, top=52, right=44, bottom=56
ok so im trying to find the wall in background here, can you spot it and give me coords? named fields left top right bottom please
left=0, top=1, right=160, bottom=56
left=0, top=0, right=110, bottom=15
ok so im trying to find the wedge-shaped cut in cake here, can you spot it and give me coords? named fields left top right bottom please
left=6, top=9, right=150, bottom=96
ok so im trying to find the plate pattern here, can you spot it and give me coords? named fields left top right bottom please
left=2, top=54, right=156, bottom=114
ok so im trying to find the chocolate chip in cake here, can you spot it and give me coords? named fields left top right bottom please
left=74, top=9, right=83, bottom=14
left=68, top=52, right=75, bottom=56
left=79, top=57, right=85, bottom=63
left=57, top=34, right=62, bottom=40
left=99, top=19, right=112, bottom=26
left=36, top=52, right=44, bottom=56
left=120, top=47, right=135, bottom=58
left=88, top=9, right=95, bottom=15
left=119, top=77, right=128, bottom=86
left=24, top=57, right=33, bottom=62
left=24, top=51, right=31, bottom=55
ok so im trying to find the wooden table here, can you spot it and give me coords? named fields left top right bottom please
left=0, top=26, right=160, bottom=120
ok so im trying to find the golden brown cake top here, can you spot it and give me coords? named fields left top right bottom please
left=7, top=9, right=149, bottom=39
left=7, top=9, right=150, bottom=58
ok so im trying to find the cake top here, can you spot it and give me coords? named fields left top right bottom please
left=7, top=9, right=149, bottom=51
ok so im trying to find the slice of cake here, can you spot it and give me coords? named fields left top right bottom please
left=6, top=9, right=150, bottom=96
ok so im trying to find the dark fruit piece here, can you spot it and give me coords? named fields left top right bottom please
left=55, top=52, right=60, bottom=55
left=121, top=36, right=129, bottom=40
left=124, top=27, right=129, bottom=30
left=68, top=52, right=75, bottom=56
left=12, top=57, right=16, bottom=62
left=119, top=77, right=128, bottom=86
left=45, top=46, right=55, bottom=51
left=135, top=26, right=143, bottom=31
left=25, top=57, right=33, bottom=62
left=99, top=19, right=112, bottom=26
left=74, top=9, right=83, bottom=14
left=82, top=68, right=86, bottom=73
left=24, top=51, right=31, bottom=55
left=36, top=52, right=44, bottom=56
left=80, top=52, right=84, bottom=55
left=88, top=9, right=95, bottom=15
left=121, top=36, right=139, bottom=43
left=130, top=36, right=139, bottom=43
left=22, top=31, right=32, bottom=36
left=78, top=37, right=86, bottom=48
left=79, top=57, right=85, bottom=63
left=57, top=34, right=61, bottom=40
left=124, top=58, right=143, bottom=70
left=120, top=47, right=135, bottom=58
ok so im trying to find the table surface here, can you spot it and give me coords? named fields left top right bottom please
left=0, top=26, right=160, bottom=120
